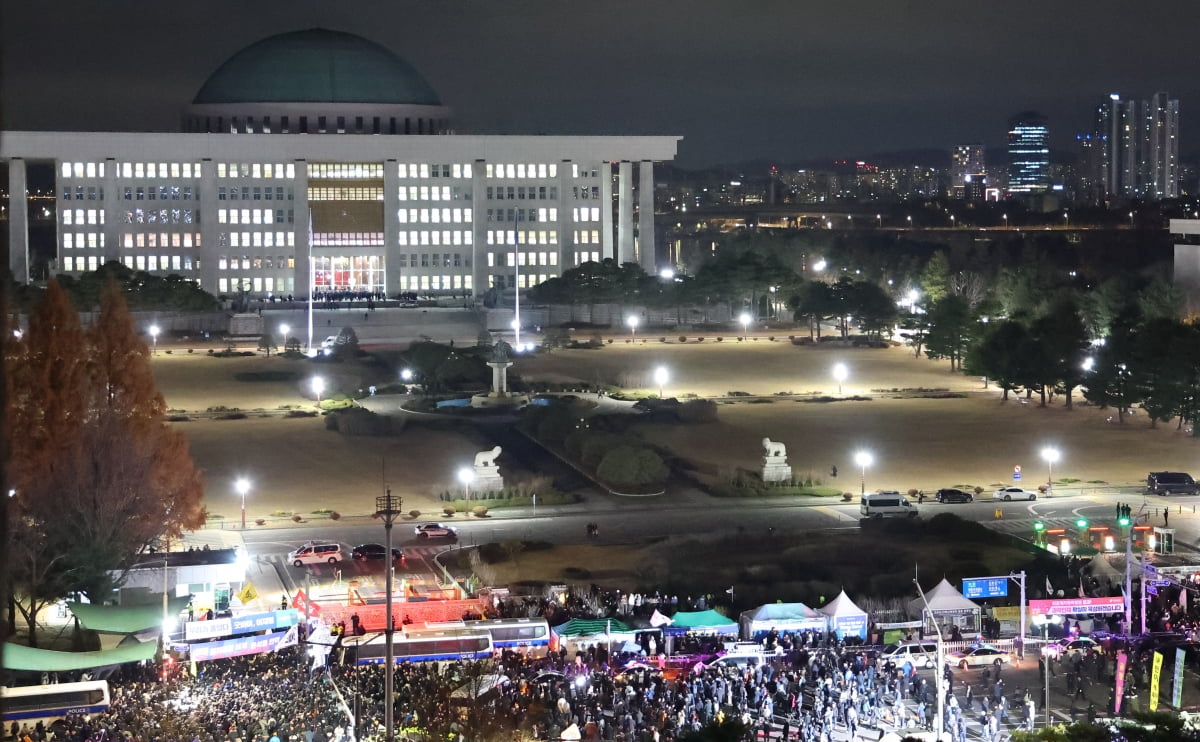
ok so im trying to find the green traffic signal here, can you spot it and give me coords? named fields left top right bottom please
left=1076, top=518, right=1089, bottom=529
left=1033, top=521, right=1045, bottom=531
left=1118, top=516, right=1131, bottom=527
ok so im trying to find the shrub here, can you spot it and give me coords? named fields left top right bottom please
left=472, top=506, right=488, bottom=517
left=737, top=337, right=744, bottom=342
left=660, top=337, right=667, bottom=343
left=581, top=432, right=626, bottom=469
left=907, top=489, right=919, bottom=497
left=291, top=514, right=303, bottom=523
left=217, top=412, right=248, bottom=420
left=596, top=445, right=668, bottom=488
left=443, top=505, right=457, bottom=516
left=167, top=415, right=190, bottom=422
left=697, top=337, right=705, bottom=342
left=188, top=348, right=194, bottom=354
left=716, top=337, right=723, bottom=343
left=164, top=350, right=173, bottom=355
left=208, top=349, right=215, bottom=354
left=409, top=510, right=421, bottom=519
left=768, top=336, right=775, bottom=341
left=255, top=518, right=266, bottom=526
left=677, top=399, right=718, bottom=423
left=326, top=407, right=405, bottom=436
left=679, top=336, right=687, bottom=343
left=329, top=511, right=341, bottom=521
left=607, top=339, right=613, bottom=345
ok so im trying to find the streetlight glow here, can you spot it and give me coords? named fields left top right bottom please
left=654, top=366, right=669, bottom=398
left=854, top=450, right=873, bottom=495
left=280, top=323, right=290, bottom=341
left=812, top=258, right=827, bottom=272
left=236, top=477, right=251, bottom=530
left=832, top=363, right=848, bottom=395
left=627, top=315, right=639, bottom=341
left=1081, top=357, right=1094, bottom=372
left=311, top=376, right=325, bottom=404
left=401, top=368, right=414, bottom=382
left=458, top=467, right=474, bottom=499
left=1041, top=447, right=1060, bottom=496
left=738, top=312, right=751, bottom=339
left=149, top=324, right=160, bottom=355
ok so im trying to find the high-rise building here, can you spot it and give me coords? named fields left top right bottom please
left=951, top=144, right=986, bottom=199
left=1141, top=91, right=1180, bottom=199
left=1006, top=112, right=1050, bottom=194
left=1088, top=91, right=1179, bottom=201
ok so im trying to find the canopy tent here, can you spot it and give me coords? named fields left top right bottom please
left=819, top=591, right=869, bottom=640
left=665, top=610, right=738, bottom=635
left=1086, top=555, right=1123, bottom=586
left=3, top=640, right=158, bottom=672
left=740, top=603, right=827, bottom=639
left=551, top=618, right=638, bottom=655
left=70, top=597, right=191, bottom=634
left=909, top=578, right=982, bottom=636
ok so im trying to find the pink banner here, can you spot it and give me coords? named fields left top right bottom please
left=1029, top=596, right=1125, bottom=615
left=1114, top=651, right=1128, bottom=714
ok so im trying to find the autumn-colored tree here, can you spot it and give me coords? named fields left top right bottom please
left=5, top=280, right=205, bottom=644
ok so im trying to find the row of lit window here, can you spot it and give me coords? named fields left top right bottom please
left=121, top=233, right=202, bottom=249
left=64, top=255, right=101, bottom=272
left=397, top=253, right=470, bottom=269
left=486, top=251, right=560, bottom=268
left=311, top=233, right=385, bottom=247
left=219, top=163, right=298, bottom=179
left=486, top=208, right=559, bottom=223
left=62, top=233, right=106, bottom=249
left=220, top=231, right=298, bottom=248
left=63, top=209, right=104, bottom=226
left=62, top=187, right=104, bottom=201
left=487, top=274, right=553, bottom=289
left=310, top=186, right=383, bottom=201
left=397, top=186, right=469, bottom=202
left=485, top=185, right=558, bottom=201
left=60, top=162, right=106, bottom=179
left=486, top=230, right=560, bottom=246
left=313, top=257, right=384, bottom=291
left=573, top=207, right=601, bottom=222
left=122, top=208, right=196, bottom=225
left=307, top=163, right=381, bottom=180
left=397, top=208, right=472, bottom=225
left=218, top=186, right=293, bottom=201
left=398, top=163, right=473, bottom=180
left=218, top=256, right=297, bottom=271
left=484, top=163, right=560, bottom=179
left=123, top=186, right=195, bottom=201
left=114, top=162, right=203, bottom=179
left=572, top=186, right=602, bottom=200
left=218, top=208, right=283, bottom=225
left=570, top=164, right=600, bottom=179
left=397, top=230, right=473, bottom=247
left=125, top=255, right=194, bottom=272
left=400, top=275, right=474, bottom=291
left=573, top=230, right=602, bottom=245
left=218, top=277, right=295, bottom=294
left=574, top=251, right=601, bottom=265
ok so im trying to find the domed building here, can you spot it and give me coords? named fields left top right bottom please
left=3, top=29, right=678, bottom=315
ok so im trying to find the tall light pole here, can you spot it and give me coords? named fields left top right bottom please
left=1003, top=214, right=1009, bottom=229
left=237, top=477, right=250, bottom=530
left=458, top=467, right=474, bottom=501
left=280, top=323, right=290, bottom=348
left=1063, top=212, right=1070, bottom=228
left=832, top=363, right=848, bottom=396
left=1129, top=211, right=1135, bottom=227
left=149, top=324, right=160, bottom=355
left=311, top=376, right=325, bottom=405
left=654, top=366, right=669, bottom=399
left=134, top=559, right=171, bottom=664
left=375, top=489, right=403, bottom=742
left=854, top=450, right=873, bottom=496
left=913, top=579, right=945, bottom=741
left=739, top=312, right=751, bottom=340
left=906, top=215, right=912, bottom=229
left=1041, top=447, right=1059, bottom=496
left=876, top=214, right=882, bottom=228
left=627, top=315, right=639, bottom=342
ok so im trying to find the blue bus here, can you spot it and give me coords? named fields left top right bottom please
left=342, top=628, right=493, bottom=664
left=1, top=681, right=111, bottom=729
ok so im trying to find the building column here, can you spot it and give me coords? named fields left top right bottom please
left=637, top=161, right=656, bottom=272
left=557, top=160, right=573, bottom=268
left=291, top=159, right=310, bottom=299
left=470, top=159, right=486, bottom=300
left=382, top=159, right=401, bottom=295
left=102, top=158, right=120, bottom=267
left=7, top=158, right=29, bottom=283
left=617, top=161, right=633, bottom=264
left=600, top=161, right=614, bottom=262
left=196, top=159, right=220, bottom=293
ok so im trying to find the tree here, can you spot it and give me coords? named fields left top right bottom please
left=920, top=250, right=951, bottom=303
left=258, top=332, right=278, bottom=356
left=1030, top=296, right=1090, bottom=409
left=853, top=281, right=899, bottom=344
left=923, top=295, right=975, bottom=371
left=969, top=319, right=1030, bottom=399
left=790, top=281, right=833, bottom=341
left=1082, top=318, right=1141, bottom=424
left=596, top=446, right=668, bottom=488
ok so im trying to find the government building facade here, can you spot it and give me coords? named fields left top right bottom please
left=2, top=29, right=679, bottom=300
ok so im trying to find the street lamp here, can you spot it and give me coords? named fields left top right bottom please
left=832, top=363, right=848, bottom=395
left=812, top=258, right=827, bottom=272
left=854, top=450, right=873, bottom=496
left=237, top=477, right=251, bottom=530
left=950, top=215, right=955, bottom=228
left=1041, top=447, right=1060, bottom=496
left=1063, top=212, right=1070, bottom=228
left=458, top=467, right=474, bottom=500
left=876, top=214, right=882, bottom=228
left=374, top=489, right=403, bottom=742
left=738, top=312, right=751, bottom=339
left=913, top=579, right=946, bottom=742
left=1003, top=214, right=1009, bottom=229
left=280, top=323, right=290, bottom=346
left=311, top=377, right=325, bottom=405
left=149, top=324, right=160, bottom=355
left=1081, top=357, right=1094, bottom=372
left=627, top=315, right=639, bottom=342
left=654, top=366, right=669, bottom=399
left=1129, top=211, right=1135, bottom=227
left=906, top=215, right=912, bottom=228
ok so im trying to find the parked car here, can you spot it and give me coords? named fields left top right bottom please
left=1147, top=471, right=1198, bottom=495
left=414, top=522, right=458, bottom=540
left=351, top=543, right=404, bottom=562
left=881, top=641, right=939, bottom=669
left=993, top=486, right=1038, bottom=502
left=287, top=541, right=343, bottom=567
left=1042, top=636, right=1099, bottom=659
left=936, top=488, right=974, bottom=503
left=945, top=644, right=1011, bottom=669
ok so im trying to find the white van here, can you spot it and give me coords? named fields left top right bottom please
left=288, top=541, right=343, bottom=567
left=860, top=491, right=919, bottom=519
left=881, top=641, right=939, bottom=668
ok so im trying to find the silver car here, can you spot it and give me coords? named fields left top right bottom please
left=993, top=486, right=1038, bottom=501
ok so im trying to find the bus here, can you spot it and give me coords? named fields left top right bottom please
left=1, top=681, right=111, bottom=730
left=340, top=628, right=493, bottom=664
left=419, top=618, right=551, bottom=655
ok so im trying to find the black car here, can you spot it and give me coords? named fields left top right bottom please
left=351, top=543, right=404, bottom=562
left=936, top=487, right=974, bottom=503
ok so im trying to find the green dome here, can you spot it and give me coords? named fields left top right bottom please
left=193, top=29, right=441, bottom=106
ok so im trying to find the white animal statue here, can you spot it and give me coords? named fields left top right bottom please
left=475, top=446, right=502, bottom=468
left=762, top=438, right=787, bottom=459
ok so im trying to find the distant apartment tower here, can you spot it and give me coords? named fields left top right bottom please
left=1142, top=92, right=1180, bottom=199
left=1006, top=112, right=1050, bottom=193
left=1088, top=92, right=1179, bottom=200
left=951, top=144, right=986, bottom=199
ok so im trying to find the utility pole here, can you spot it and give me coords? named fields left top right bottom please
left=375, top=489, right=403, bottom=742
left=913, top=578, right=945, bottom=742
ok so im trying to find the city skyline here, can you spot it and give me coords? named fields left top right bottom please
left=2, top=1, right=1197, bottom=168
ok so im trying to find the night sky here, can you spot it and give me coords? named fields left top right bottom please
left=3, top=1, right=1197, bottom=168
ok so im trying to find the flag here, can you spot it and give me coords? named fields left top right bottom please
left=273, top=624, right=299, bottom=652
left=1078, top=576, right=1085, bottom=598
left=1045, top=577, right=1053, bottom=595
left=236, top=581, right=259, bottom=605
left=726, top=587, right=735, bottom=595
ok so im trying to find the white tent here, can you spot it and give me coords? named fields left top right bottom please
left=818, top=590, right=869, bottom=639
left=739, top=602, right=827, bottom=639
left=1087, top=555, right=1122, bottom=586
left=909, top=578, right=981, bottom=635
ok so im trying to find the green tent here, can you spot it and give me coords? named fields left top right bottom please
left=667, top=610, right=738, bottom=634
left=3, top=641, right=158, bottom=672
left=552, top=618, right=633, bottom=637
left=69, top=598, right=191, bottom=634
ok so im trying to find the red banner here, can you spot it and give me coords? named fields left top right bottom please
left=291, top=589, right=322, bottom=617
left=1029, top=596, right=1124, bottom=615
left=1114, top=651, right=1128, bottom=714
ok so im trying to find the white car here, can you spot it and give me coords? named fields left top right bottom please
left=945, top=645, right=1012, bottom=669
left=1042, top=637, right=1099, bottom=659
left=414, top=522, right=458, bottom=540
left=993, top=486, right=1038, bottom=502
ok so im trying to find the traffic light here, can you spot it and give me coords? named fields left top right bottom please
left=1076, top=518, right=1089, bottom=529
left=1118, top=516, right=1131, bottom=528
left=1034, top=521, right=1046, bottom=533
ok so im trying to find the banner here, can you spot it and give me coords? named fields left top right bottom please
left=1028, top=596, right=1125, bottom=615
left=236, top=581, right=259, bottom=605
left=185, top=609, right=298, bottom=641
left=1150, top=651, right=1163, bottom=711
left=1173, top=648, right=1186, bottom=708
left=188, top=630, right=289, bottom=661
left=291, top=589, right=323, bottom=617
left=1114, top=652, right=1128, bottom=715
